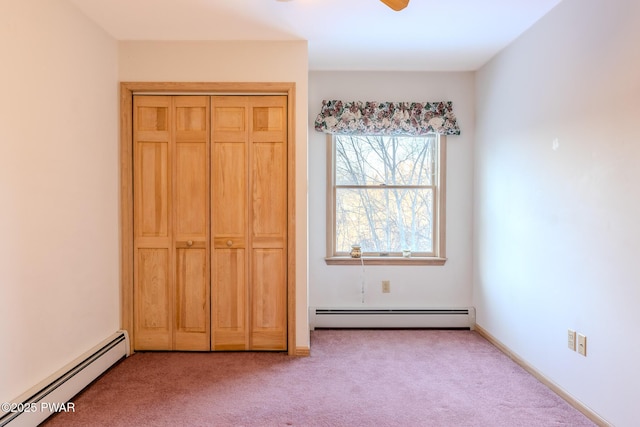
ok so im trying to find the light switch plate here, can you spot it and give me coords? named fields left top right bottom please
left=568, top=329, right=576, bottom=351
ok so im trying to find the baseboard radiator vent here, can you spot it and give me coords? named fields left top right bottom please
left=309, top=308, right=476, bottom=330
left=0, top=330, right=130, bottom=427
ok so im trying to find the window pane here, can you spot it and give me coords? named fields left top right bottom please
left=335, top=135, right=436, bottom=186
left=335, top=187, right=433, bottom=254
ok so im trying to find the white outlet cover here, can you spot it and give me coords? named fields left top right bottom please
left=577, top=333, right=587, bottom=356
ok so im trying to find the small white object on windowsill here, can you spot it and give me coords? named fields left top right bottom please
left=402, top=249, right=412, bottom=258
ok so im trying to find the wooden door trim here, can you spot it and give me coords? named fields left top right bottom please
left=120, top=82, right=297, bottom=355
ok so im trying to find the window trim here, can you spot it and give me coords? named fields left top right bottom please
left=325, top=134, right=447, bottom=266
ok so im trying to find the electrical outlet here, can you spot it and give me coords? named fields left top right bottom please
left=382, top=280, right=391, bottom=293
left=577, top=333, right=587, bottom=356
left=567, top=329, right=576, bottom=351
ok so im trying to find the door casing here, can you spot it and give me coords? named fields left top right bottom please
left=120, top=82, right=297, bottom=355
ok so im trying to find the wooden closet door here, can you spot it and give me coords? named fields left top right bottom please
left=249, top=96, right=288, bottom=350
left=133, top=96, right=173, bottom=350
left=133, top=96, right=210, bottom=351
left=173, top=96, right=210, bottom=351
left=211, top=96, right=287, bottom=351
left=211, top=96, right=249, bottom=350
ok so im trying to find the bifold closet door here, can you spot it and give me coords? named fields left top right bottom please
left=133, top=95, right=210, bottom=351
left=211, top=96, right=288, bottom=351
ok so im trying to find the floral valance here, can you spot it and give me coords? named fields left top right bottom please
left=314, top=100, right=460, bottom=136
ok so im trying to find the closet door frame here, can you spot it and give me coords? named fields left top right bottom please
left=120, top=82, right=297, bottom=355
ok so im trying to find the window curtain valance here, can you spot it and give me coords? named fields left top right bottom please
left=314, top=100, right=461, bottom=136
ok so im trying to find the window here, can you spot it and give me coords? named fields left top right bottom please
left=326, top=134, right=446, bottom=265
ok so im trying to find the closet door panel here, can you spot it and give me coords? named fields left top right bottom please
left=133, top=96, right=173, bottom=350
left=249, top=97, right=287, bottom=350
left=174, top=96, right=209, bottom=243
left=136, top=142, right=169, bottom=240
left=211, top=97, right=250, bottom=350
left=252, top=105, right=285, bottom=133
left=174, top=140, right=209, bottom=350
left=134, top=248, right=172, bottom=350
left=212, top=142, right=247, bottom=239
left=175, top=247, right=209, bottom=350
left=175, top=143, right=207, bottom=238
left=250, top=249, right=286, bottom=350
left=173, top=96, right=210, bottom=350
left=134, top=95, right=211, bottom=351
left=175, top=98, right=208, bottom=138
left=251, top=142, right=286, bottom=244
left=210, top=95, right=288, bottom=351
left=212, top=249, right=248, bottom=350
left=213, top=103, right=246, bottom=133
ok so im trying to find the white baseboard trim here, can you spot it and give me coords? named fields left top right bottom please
left=309, top=307, right=475, bottom=330
left=474, top=324, right=610, bottom=427
left=0, top=331, right=129, bottom=427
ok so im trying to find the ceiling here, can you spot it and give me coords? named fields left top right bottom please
left=70, top=0, right=562, bottom=71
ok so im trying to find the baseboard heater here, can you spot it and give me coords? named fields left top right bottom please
left=309, top=308, right=476, bottom=330
left=0, top=330, right=130, bottom=427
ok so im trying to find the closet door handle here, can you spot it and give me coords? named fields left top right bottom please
left=187, top=240, right=193, bottom=247
left=226, top=240, right=233, bottom=247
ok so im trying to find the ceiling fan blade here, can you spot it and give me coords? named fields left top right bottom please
left=380, top=0, right=409, bottom=11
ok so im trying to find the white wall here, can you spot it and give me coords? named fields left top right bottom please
left=0, top=0, right=119, bottom=403
left=309, top=72, right=474, bottom=309
left=119, top=40, right=310, bottom=349
left=474, top=0, right=640, bottom=425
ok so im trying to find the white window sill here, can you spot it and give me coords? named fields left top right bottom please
left=324, top=257, right=447, bottom=266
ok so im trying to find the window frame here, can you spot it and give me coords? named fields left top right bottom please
left=325, top=133, right=447, bottom=266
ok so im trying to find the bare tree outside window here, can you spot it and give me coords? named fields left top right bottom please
left=333, top=134, right=439, bottom=256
